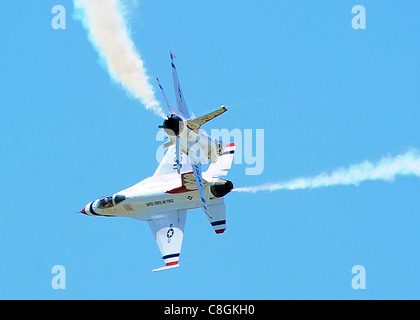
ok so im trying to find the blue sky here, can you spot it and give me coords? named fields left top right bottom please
left=1, top=0, right=419, bottom=299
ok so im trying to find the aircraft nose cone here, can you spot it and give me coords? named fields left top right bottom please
left=79, top=207, right=86, bottom=215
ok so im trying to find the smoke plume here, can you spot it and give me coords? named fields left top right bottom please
left=74, top=0, right=165, bottom=118
left=234, top=149, right=420, bottom=193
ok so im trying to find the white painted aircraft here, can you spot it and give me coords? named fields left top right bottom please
left=80, top=52, right=235, bottom=272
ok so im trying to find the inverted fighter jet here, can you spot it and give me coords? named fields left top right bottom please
left=80, top=53, right=235, bottom=271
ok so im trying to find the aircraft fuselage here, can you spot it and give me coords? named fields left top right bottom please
left=80, top=173, right=228, bottom=221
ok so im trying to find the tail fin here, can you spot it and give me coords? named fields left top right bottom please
left=170, top=51, right=191, bottom=119
left=205, top=143, right=236, bottom=178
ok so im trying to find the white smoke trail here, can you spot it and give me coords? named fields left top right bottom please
left=234, top=149, right=420, bottom=193
left=74, top=0, right=165, bottom=118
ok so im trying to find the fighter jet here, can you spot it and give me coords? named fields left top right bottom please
left=80, top=52, right=235, bottom=272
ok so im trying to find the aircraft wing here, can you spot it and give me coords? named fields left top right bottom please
left=191, top=160, right=212, bottom=219
left=156, top=77, right=184, bottom=119
left=170, top=51, right=191, bottom=119
left=153, top=145, right=192, bottom=176
left=148, top=210, right=187, bottom=272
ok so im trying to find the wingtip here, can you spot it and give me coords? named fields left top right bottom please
left=152, top=264, right=180, bottom=272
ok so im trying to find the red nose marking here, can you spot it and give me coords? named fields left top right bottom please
left=80, top=207, right=86, bottom=215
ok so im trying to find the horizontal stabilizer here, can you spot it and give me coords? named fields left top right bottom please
left=186, top=106, right=227, bottom=130
left=163, top=140, right=174, bottom=149
left=206, top=198, right=226, bottom=234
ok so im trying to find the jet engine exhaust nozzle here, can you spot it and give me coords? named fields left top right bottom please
left=162, top=115, right=184, bottom=136
left=210, top=180, right=234, bottom=198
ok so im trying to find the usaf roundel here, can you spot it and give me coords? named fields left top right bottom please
left=167, top=228, right=174, bottom=238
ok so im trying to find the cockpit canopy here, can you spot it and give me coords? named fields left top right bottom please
left=97, top=194, right=126, bottom=209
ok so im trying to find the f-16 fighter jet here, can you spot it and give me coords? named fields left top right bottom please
left=80, top=53, right=235, bottom=271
